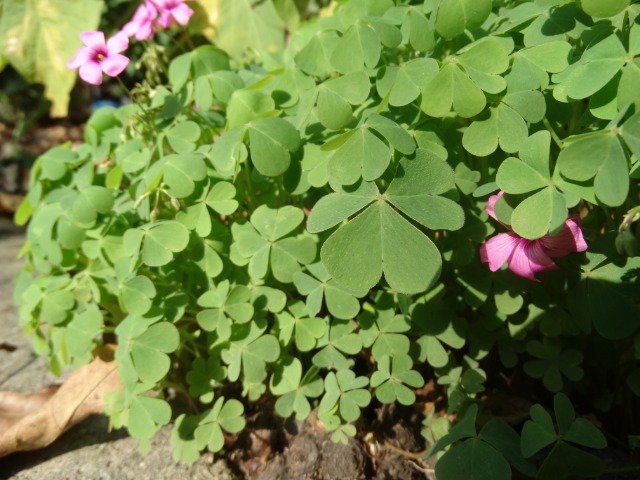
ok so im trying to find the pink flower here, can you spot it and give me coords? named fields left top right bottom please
left=479, top=191, right=587, bottom=281
left=67, top=31, right=130, bottom=86
left=150, top=0, right=194, bottom=28
left=122, top=2, right=158, bottom=40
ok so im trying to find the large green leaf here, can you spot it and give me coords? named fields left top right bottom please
left=0, top=0, right=104, bottom=116
left=320, top=201, right=441, bottom=294
left=553, top=34, right=627, bottom=101
left=385, top=150, right=464, bottom=231
left=556, top=131, right=629, bottom=207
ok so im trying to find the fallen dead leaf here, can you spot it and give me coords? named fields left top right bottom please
left=0, top=345, right=123, bottom=457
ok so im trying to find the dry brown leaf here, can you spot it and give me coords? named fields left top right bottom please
left=0, top=344, right=123, bottom=457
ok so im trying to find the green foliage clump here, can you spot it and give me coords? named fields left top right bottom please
left=14, top=0, right=640, bottom=478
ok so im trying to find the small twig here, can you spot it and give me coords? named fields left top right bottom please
left=383, top=439, right=429, bottom=460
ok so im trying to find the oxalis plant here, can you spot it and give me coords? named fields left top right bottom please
left=13, top=0, right=640, bottom=478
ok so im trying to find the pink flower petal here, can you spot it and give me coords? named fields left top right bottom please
left=135, top=23, right=156, bottom=40
left=540, top=215, right=587, bottom=257
left=157, top=11, right=174, bottom=28
left=480, top=232, right=521, bottom=272
left=67, top=47, right=92, bottom=70
left=485, top=191, right=504, bottom=221
left=101, top=54, right=130, bottom=77
left=106, top=32, right=129, bottom=54
left=171, top=3, right=193, bottom=25
left=123, top=3, right=158, bottom=38
left=509, top=240, right=557, bottom=281
left=78, top=61, right=103, bottom=85
left=80, top=31, right=105, bottom=49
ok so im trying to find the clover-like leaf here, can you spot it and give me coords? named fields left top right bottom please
left=523, top=338, right=583, bottom=392
left=162, top=153, right=207, bottom=199
left=221, top=322, right=281, bottom=383
left=434, top=0, right=492, bottom=38
left=186, top=356, right=226, bottom=404
left=320, top=200, right=441, bottom=294
left=124, top=221, right=190, bottom=267
left=421, top=63, right=486, bottom=118
left=385, top=150, right=465, bottom=231
left=496, top=132, right=570, bottom=239
left=325, top=126, right=391, bottom=185
left=319, top=369, right=371, bottom=422
left=568, top=252, right=640, bottom=339
left=556, top=130, right=629, bottom=207
left=312, top=318, right=362, bottom=370
left=248, top=117, right=301, bottom=176
left=581, top=0, right=629, bottom=17
left=330, top=21, right=382, bottom=74
left=171, top=414, right=202, bottom=464
left=316, top=71, right=370, bottom=130
left=166, top=121, right=201, bottom=154
left=195, top=397, right=246, bottom=453
left=436, top=438, right=512, bottom=480
left=120, top=275, right=156, bottom=316
left=295, top=29, right=341, bottom=78
left=197, top=280, right=254, bottom=339
left=553, top=34, right=626, bottom=101
left=234, top=205, right=316, bottom=282
left=70, top=186, right=114, bottom=228
left=270, top=357, right=324, bottom=420
left=275, top=300, right=327, bottom=352
left=370, top=354, right=424, bottom=405
left=66, top=306, right=103, bottom=360
left=310, top=149, right=462, bottom=294
left=376, top=58, right=438, bottom=107
left=521, top=393, right=607, bottom=477
left=115, top=316, right=180, bottom=386
left=411, top=300, right=465, bottom=368
left=463, top=102, right=528, bottom=157
left=226, top=88, right=276, bottom=130
left=358, top=309, right=410, bottom=361
left=208, top=127, right=248, bottom=177
left=293, top=262, right=365, bottom=320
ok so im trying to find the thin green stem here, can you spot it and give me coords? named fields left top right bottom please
left=242, top=167, right=257, bottom=210
left=543, top=117, right=563, bottom=149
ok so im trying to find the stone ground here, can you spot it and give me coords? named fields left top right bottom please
left=0, top=221, right=239, bottom=480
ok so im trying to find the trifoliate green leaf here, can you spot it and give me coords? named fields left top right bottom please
left=435, top=0, right=492, bottom=38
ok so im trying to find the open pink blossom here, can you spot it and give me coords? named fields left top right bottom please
left=479, top=191, right=587, bottom=281
left=122, top=2, right=158, bottom=40
left=67, top=31, right=129, bottom=86
left=150, top=0, right=194, bottom=28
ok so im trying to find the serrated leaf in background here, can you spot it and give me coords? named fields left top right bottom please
left=0, top=0, right=103, bottom=116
